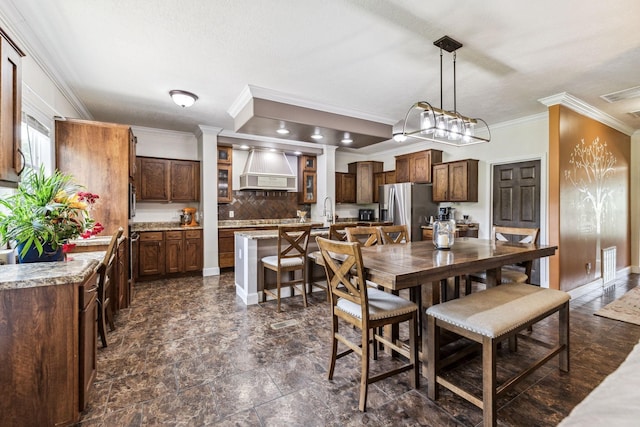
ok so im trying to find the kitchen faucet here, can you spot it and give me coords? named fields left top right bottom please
left=323, top=196, right=333, bottom=224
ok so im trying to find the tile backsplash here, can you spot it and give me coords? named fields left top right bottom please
left=218, top=191, right=307, bottom=220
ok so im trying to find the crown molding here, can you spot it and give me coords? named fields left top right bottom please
left=0, top=1, right=92, bottom=120
left=228, top=84, right=397, bottom=125
left=538, top=92, right=634, bottom=136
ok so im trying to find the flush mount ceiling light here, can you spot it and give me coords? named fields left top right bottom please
left=393, top=36, right=490, bottom=146
left=169, top=90, right=199, bottom=108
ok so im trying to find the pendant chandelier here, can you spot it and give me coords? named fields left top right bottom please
left=393, top=36, right=490, bottom=146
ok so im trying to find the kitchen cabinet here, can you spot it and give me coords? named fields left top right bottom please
left=136, top=156, right=200, bottom=202
left=139, top=231, right=165, bottom=277
left=219, top=226, right=272, bottom=268
left=116, top=236, right=129, bottom=309
left=373, top=170, right=396, bottom=203
left=218, top=146, right=232, bottom=203
left=298, top=155, right=317, bottom=203
left=348, top=161, right=383, bottom=204
left=0, top=269, right=98, bottom=425
left=335, top=172, right=356, bottom=204
left=432, top=159, right=479, bottom=202
left=0, top=28, right=24, bottom=187
left=138, top=229, right=203, bottom=280
left=422, top=224, right=479, bottom=240
left=395, top=149, right=442, bottom=183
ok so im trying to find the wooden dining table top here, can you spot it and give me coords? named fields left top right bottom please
left=355, top=238, right=557, bottom=291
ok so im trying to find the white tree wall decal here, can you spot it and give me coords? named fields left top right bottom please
left=564, top=137, right=616, bottom=274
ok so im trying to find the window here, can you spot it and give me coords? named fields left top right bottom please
left=21, top=113, right=52, bottom=175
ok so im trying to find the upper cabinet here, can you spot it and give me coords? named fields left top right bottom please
left=395, top=149, right=443, bottom=183
left=217, top=146, right=232, bottom=203
left=136, top=156, right=200, bottom=202
left=432, top=159, right=479, bottom=202
left=335, top=172, right=356, bottom=204
left=348, top=161, right=383, bottom=204
left=0, top=29, right=25, bottom=187
left=298, top=155, right=316, bottom=203
left=373, top=170, right=395, bottom=203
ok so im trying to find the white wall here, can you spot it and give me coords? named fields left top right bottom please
left=132, top=126, right=200, bottom=223
left=632, top=131, right=640, bottom=273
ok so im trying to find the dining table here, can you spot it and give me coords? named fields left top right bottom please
left=351, top=237, right=558, bottom=376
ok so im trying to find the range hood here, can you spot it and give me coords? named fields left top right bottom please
left=239, top=149, right=297, bottom=191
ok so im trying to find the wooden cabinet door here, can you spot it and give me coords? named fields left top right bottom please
left=335, top=172, right=356, bottom=203
left=412, top=151, right=432, bottom=183
left=395, top=156, right=410, bottom=183
left=373, top=172, right=384, bottom=203
left=139, top=232, right=165, bottom=276
left=300, top=155, right=316, bottom=171
left=449, top=159, right=478, bottom=202
left=129, top=132, right=137, bottom=179
left=217, top=146, right=232, bottom=164
left=348, top=161, right=383, bottom=204
left=185, top=230, right=203, bottom=271
left=432, top=163, right=449, bottom=202
left=218, top=229, right=236, bottom=268
left=218, top=164, right=232, bottom=203
left=165, top=231, right=184, bottom=274
left=170, top=160, right=200, bottom=202
left=139, top=157, right=169, bottom=201
left=79, top=271, right=98, bottom=412
left=0, top=33, right=23, bottom=186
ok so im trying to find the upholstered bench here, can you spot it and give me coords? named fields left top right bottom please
left=426, top=283, right=570, bottom=427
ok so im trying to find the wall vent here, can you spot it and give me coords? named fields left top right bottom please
left=601, top=246, right=617, bottom=290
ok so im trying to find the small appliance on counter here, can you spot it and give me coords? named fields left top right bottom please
left=358, top=209, right=375, bottom=221
left=438, top=206, right=455, bottom=220
left=180, top=207, right=198, bottom=227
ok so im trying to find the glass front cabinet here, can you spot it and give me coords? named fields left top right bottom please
left=217, top=146, right=232, bottom=203
left=298, top=155, right=317, bottom=204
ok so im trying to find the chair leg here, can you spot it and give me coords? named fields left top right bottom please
left=276, top=271, right=282, bottom=312
left=300, top=271, right=308, bottom=308
left=427, top=315, right=439, bottom=400
left=359, top=326, right=370, bottom=412
left=483, top=337, right=497, bottom=427
left=98, top=303, right=108, bottom=348
left=328, top=315, right=339, bottom=380
left=409, top=313, right=419, bottom=389
left=262, top=267, right=267, bottom=303
left=106, top=304, right=116, bottom=331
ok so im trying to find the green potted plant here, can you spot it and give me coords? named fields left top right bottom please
left=0, top=165, right=103, bottom=263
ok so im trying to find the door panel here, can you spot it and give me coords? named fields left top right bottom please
left=493, top=160, right=541, bottom=283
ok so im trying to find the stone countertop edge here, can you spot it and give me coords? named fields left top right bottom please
left=130, top=222, right=203, bottom=232
left=219, top=219, right=325, bottom=229
left=235, top=229, right=330, bottom=240
left=0, top=253, right=103, bottom=291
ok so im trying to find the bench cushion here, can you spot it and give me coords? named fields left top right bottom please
left=426, top=283, right=570, bottom=338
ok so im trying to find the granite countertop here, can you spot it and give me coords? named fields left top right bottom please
left=0, top=250, right=104, bottom=291
left=422, top=222, right=479, bottom=230
left=235, top=229, right=330, bottom=240
left=131, top=222, right=203, bottom=232
left=219, top=219, right=324, bottom=229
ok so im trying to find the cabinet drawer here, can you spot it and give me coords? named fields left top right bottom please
left=165, top=230, right=183, bottom=240
left=185, top=229, right=202, bottom=239
left=79, top=271, right=98, bottom=309
left=140, top=231, right=164, bottom=241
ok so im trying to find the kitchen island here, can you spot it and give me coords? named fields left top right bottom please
left=234, top=227, right=328, bottom=305
left=0, top=253, right=103, bottom=426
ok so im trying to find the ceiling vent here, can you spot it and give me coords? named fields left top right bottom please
left=627, top=110, right=640, bottom=119
left=601, top=86, right=640, bottom=103
left=239, top=149, right=297, bottom=191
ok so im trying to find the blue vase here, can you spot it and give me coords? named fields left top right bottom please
left=17, top=242, right=64, bottom=263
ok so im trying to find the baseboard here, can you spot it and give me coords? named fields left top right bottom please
left=203, top=267, right=220, bottom=276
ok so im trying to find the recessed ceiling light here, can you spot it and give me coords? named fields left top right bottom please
left=293, top=151, right=302, bottom=155
left=311, top=128, right=323, bottom=140
left=240, top=144, right=250, bottom=150
left=276, top=122, right=290, bottom=135
left=341, top=132, right=353, bottom=144
left=269, top=148, right=277, bottom=152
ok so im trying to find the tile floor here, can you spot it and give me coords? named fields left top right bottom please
left=79, top=272, right=640, bottom=426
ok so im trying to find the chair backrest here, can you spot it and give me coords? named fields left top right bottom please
left=345, top=226, right=381, bottom=247
left=316, top=236, right=368, bottom=313
left=378, top=224, right=410, bottom=245
left=97, top=227, right=124, bottom=299
left=491, top=226, right=539, bottom=244
left=329, top=223, right=351, bottom=241
left=277, top=224, right=312, bottom=266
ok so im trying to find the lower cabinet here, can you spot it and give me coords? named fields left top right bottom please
left=0, top=269, right=98, bottom=426
left=219, top=226, right=272, bottom=268
left=138, top=229, right=203, bottom=280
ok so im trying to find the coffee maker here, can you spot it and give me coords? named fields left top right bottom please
left=438, top=207, right=454, bottom=220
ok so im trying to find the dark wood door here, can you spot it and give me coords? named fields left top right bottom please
left=493, top=160, right=541, bottom=282
left=139, top=232, right=165, bottom=276
left=432, top=164, right=449, bottom=202
left=165, top=231, right=184, bottom=274
left=185, top=231, right=203, bottom=271
left=170, top=160, right=200, bottom=202
left=139, top=157, right=169, bottom=201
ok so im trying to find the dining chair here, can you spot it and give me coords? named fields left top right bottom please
left=378, top=224, right=410, bottom=244
left=466, top=225, right=540, bottom=290
left=328, top=223, right=352, bottom=242
left=97, top=226, right=124, bottom=347
left=345, top=226, right=381, bottom=247
left=315, top=236, right=419, bottom=412
left=262, top=224, right=312, bottom=312
left=308, top=223, right=354, bottom=301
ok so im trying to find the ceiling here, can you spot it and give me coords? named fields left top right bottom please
left=2, top=0, right=640, bottom=154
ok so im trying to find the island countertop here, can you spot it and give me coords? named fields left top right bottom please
left=235, top=229, right=329, bottom=240
left=131, top=222, right=203, bottom=232
left=219, top=219, right=324, bottom=229
left=0, top=251, right=103, bottom=291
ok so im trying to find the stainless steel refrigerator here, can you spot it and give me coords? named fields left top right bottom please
left=378, top=182, right=439, bottom=242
